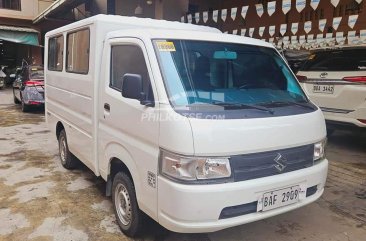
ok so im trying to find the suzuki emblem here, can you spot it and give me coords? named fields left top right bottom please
left=320, top=72, right=328, bottom=78
left=274, top=153, right=287, bottom=172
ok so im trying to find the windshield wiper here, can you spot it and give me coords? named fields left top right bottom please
left=266, top=101, right=314, bottom=110
left=211, top=101, right=274, bottom=114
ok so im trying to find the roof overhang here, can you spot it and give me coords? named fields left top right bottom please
left=33, top=0, right=86, bottom=24
left=0, top=25, right=40, bottom=46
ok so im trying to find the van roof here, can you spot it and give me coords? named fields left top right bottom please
left=46, top=14, right=220, bottom=36
left=106, top=28, right=274, bottom=49
left=46, top=14, right=274, bottom=50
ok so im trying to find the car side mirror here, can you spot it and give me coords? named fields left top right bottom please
left=121, top=73, right=154, bottom=107
left=122, top=74, right=142, bottom=100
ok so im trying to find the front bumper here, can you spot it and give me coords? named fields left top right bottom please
left=157, top=159, right=328, bottom=233
left=323, top=110, right=366, bottom=128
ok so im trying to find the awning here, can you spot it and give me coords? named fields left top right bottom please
left=33, top=0, right=86, bottom=24
left=0, top=25, right=40, bottom=46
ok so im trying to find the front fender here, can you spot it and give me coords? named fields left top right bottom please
left=105, top=142, right=141, bottom=203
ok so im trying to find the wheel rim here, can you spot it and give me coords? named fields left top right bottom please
left=114, top=183, right=132, bottom=226
left=59, top=136, right=66, bottom=164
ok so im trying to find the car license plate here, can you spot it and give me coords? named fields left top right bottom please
left=313, top=84, right=334, bottom=94
left=261, top=186, right=300, bottom=212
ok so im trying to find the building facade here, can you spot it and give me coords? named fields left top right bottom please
left=0, top=0, right=57, bottom=67
left=33, top=0, right=189, bottom=23
left=185, top=0, right=366, bottom=49
left=5, top=0, right=363, bottom=70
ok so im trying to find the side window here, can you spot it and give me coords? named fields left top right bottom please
left=48, top=35, right=64, bottom=71
left=66, top=28, right=90, bottom=74
left=110, top=45, right=153, bottom=100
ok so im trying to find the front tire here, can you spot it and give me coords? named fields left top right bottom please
left=58, top=129, right=77, bottom=169
left=112, top=172, right=144, bottom=237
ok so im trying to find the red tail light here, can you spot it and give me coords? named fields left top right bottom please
left=29, top=101, right=42, bottom=105
left=296, top=75, right=308, bottom=83
left=342, top=76, right=366, bottom=83
left=24, top=80, right=43, bottom=86
left=358, top=119, right=366, bottom=124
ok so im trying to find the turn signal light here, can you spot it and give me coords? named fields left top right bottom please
left=343, top=76, right=366, bottom=83
left=296, top=75, right=308, bottom=83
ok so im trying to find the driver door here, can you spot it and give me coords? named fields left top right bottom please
left=98, top=38, right=160, bottom=219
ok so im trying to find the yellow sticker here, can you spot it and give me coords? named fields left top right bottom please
left=308, top=54, right=316, bottom=60
left=156, top=41, right=176, bottom=52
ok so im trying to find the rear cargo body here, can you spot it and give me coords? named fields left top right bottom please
left=45, top=15, right=328, bottom=235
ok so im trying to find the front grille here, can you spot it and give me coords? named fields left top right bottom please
left=230, top=144, right=314, bottom=182
left=219, top=201, right=257, bottom=219
left=306, top=185, right=318, bottom=197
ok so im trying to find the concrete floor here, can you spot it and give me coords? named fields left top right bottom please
left=0, top=87, right=365, bottom=241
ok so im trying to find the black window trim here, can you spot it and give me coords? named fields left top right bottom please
left=48, top=34, right=64, bottom=72
left=66, top=27, right=90, bottom=75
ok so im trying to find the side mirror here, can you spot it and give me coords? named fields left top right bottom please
left=121, top=73, right=155, bottom=107
left=122, top=74, right=142, bottom=100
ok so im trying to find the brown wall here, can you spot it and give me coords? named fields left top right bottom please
left=188, top=0, right=365, bottom=40
left=0, top=17, right=42, bottom=66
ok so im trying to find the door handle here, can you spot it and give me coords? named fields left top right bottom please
left=104, top=103, right=110, bottom=112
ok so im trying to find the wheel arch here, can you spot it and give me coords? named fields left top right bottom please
left=104, top=143, right=141, bottom=200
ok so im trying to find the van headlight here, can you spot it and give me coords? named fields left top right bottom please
left=313, top=139, right=326, bottom=161
left=160, top=149, right=231, bottom=182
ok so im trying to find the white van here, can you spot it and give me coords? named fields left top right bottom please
left=45, top=15, right=328, bottom=237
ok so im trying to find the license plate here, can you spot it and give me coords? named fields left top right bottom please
left=313, top=84, right=334, bottom=94
left=261, top=186, right=300, bottom=212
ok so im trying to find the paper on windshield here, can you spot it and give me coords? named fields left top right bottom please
left=156, top=41, right=176, bottom=52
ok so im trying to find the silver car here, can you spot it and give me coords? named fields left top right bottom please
left=13, top=66, right=44, bottom=112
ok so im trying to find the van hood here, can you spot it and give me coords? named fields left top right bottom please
left=188, top=109, right=326, bottom=156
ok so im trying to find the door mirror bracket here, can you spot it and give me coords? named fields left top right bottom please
left=140, top=92, right=155, bottom=107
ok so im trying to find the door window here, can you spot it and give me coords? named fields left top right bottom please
left=66, top=28, right=90, bottom=74
left=48, top=35, right=64, bottom=71
left=110, top=45, right=154, bottom=101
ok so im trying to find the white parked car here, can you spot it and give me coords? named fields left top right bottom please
left=45, top=15, right=328, bottom=237
left=297, top=46, right=366, bottom=133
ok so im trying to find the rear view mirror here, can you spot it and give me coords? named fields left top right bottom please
left=122, top=74, right=142, bottom=100
left=213, top=51, right=237, bottom=60
left=121, top=73, right=155, bottom=107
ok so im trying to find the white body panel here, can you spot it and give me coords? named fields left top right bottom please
left=158, top=160, right=328, bottom=233
left=45, top=15, right=328, bottom=233
left=189, top=110, right=325, bottom=156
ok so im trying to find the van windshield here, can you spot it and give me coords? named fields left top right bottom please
left=153, top=40, right=310, bottom=116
